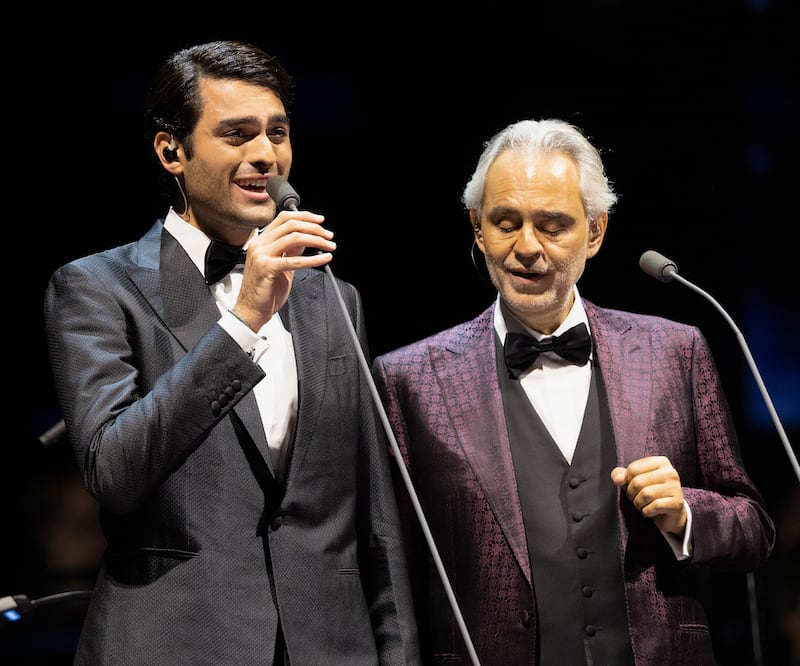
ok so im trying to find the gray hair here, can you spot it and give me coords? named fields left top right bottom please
left=462, top=118, right=617, bottom=223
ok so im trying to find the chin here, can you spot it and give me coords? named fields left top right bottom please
left=506, top=290, right=556, bottom=314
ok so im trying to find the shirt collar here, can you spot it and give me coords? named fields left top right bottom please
left=162, top=208, right=259, bottom=278
left=494, top=285, right=590, bottom=343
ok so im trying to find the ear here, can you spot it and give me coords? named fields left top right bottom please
left=155, top=131, right=183, bottom=175
left=469, top=209, right=484, bottom=251
left=586, top=213, right=608, bottom=258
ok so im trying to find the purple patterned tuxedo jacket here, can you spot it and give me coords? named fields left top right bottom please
left=372, top=299, right=775, bottom=665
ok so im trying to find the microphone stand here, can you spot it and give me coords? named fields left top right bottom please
left=643, top=252, right=798, bottom=666
left=323, top=264, right=481, bottom=666
left=266, top=176, right=480, bottom=664
left=668, top=271, right=799, bottom=484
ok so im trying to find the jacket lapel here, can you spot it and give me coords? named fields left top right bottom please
left=278, top=270, right=325, bottom=478
left=584, top=301, right=651, bottom=467
left=431, top=307, right=532, bottom=584
left=127, top=221, right=220, bottom=347
left=126, top=221, right=272, bottom=470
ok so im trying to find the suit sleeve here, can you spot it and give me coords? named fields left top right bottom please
left=679, top=327, right=775, bottom=568
left=43, top=259, right=264, bottom=514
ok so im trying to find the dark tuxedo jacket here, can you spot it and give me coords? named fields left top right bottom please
left=372, top=299, right=775, bottom=665
left=44, top=219, right=421, bottom=665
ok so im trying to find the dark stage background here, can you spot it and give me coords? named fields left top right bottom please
left=3, top=2, right=798, bottom=663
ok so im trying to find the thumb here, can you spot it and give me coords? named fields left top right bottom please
left=610, top=466, right=628, bottom=487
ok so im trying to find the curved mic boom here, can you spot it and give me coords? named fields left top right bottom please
left=639, top=250, right=799, bottom=483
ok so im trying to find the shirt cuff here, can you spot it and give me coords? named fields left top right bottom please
left=661, top=499, right=693, bottom=561
left=219, top=311, right=270, bottom=363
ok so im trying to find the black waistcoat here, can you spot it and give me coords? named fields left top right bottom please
left=497, top=340, right=635, bottom=666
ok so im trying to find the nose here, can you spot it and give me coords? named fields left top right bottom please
left=514, top=223, right=543, bottom=257
left=246, top=134, right=279, bottom=166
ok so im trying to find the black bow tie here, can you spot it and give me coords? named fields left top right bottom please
left=204, top=240, right=247, bottom=285
left=504, top=322, right=592, bottom=379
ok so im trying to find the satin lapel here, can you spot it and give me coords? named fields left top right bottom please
left=231, top=394, right=273, bottom=477
left=280, top=270, right=324, bottom=476
left=126, top=222, right=271, bottom=470
left=125, top=223, right=220, bottom=348
left=585, top=302, right=651, bottom=467
left=431, top=314, right=531, bottom=584
left=160, top=231, right=221, bottom=347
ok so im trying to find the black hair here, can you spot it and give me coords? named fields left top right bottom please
left=142, top=40, right=295, bottom=200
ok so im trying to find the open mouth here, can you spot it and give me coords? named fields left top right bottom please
left=236, top=178, right=268, bottom=193
left=511, top=269, right=544, bottom=280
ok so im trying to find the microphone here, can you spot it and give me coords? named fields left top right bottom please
left=266, top=177, right=481, bottom=663
left=639, top=250, right=678, bottom=282
left=639, top=250, right=800, bottom=484
left=267, top=176, right=320, bottom=257
left=266, top=175, right=300, bottom=212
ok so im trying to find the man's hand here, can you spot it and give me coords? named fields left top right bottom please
left=234, top=209, right=335, bottom=331
left=611, top=456, right=687, bottom=536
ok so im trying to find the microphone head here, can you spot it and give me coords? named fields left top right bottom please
left=266, top=176, right=300, bottom=211
left=639, top=250, right=678, bottom=282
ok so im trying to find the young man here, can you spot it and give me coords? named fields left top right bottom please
left=44, top=40, right=420, bottom=665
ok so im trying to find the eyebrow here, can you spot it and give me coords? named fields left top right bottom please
left=486, top=206, right=575, bottom=224
left=216, top=112, right=290, bottom=129
left=486, top=205, right=518, bottom=220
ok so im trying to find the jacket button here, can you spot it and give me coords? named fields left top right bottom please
left=211, top=401, right=221, bottom=416
left=585, top=625, right=596, bottom=637
left=576, top=547, right=588, bottom=559
left=520, top=609, right=532, bottom=629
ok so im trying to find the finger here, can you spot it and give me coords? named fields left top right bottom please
left=625, top=465, right=680, bottom=497
left=624, top=455, right=669, bottom=478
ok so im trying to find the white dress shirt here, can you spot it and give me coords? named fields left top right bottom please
left=163, top=209, right=297, bottom=481
left=494, top=287, right=592, bottom=464
left=494, top=286, right=692, bottom=559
